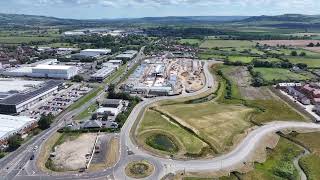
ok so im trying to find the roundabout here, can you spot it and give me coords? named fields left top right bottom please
left=125, top=160, right=155, bottom=179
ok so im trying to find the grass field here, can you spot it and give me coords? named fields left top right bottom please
left=253, top=68, right=312, bottom=82
left=228, top=56, right=255, bottom=63
left=0, top=36, right=56, bottom=44
left=200, top=40, right=255, bottom=48
left=288, top=57, right=320, bottom=68
left=138, top=109, right=207, bottom=155
left=240, top=138, right=303, bottom=180
left=179, top=38, right=202, bottom=45
left=158, top=100, right=254, bottom=152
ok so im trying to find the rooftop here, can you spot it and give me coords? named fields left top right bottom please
left=0, top=80, right=63, bottom=105
left=0, top=115, right=36, bottom=140
left=33, top=64, right=74, bottom=70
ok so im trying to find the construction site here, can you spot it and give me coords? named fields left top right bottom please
left=123, top=57, right=205, bottom=96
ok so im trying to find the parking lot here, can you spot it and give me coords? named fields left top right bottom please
left=21, top=83, right=92, bottom=120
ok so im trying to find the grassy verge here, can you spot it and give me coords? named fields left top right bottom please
left=68, top=87, right=102, bottom=111
left=288, top=132, right=320, bottom=180
left=37, top=133, right=62, bottom=172
left=240, top=138, right=303, bottom=180
left=74, top=103, right=98, bottom=121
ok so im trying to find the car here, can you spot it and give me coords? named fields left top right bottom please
left=33, top=146, right=38, bottom=150
left=79, top=168, right=86, bottom=173
left=30, top=154, right=35, bottom=160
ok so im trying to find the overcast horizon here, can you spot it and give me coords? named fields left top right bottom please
left=0, top=0, right=319, bottom=19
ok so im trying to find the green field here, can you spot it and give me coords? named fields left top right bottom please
left=200, top=40, right=255, bottom=48
left=228, top=56, right=255, bottom=63
left=288, top=57, right=320, bottom=68
left=179, top=38, right=202, bottom=45
left=0, top=36, right=56, bottom=44
left=138, top=109, right=207, bottom=155
left=159, top=101, right=254, bottom=153
left=253, top=68, right=312, bottom=82
left=240, top=138, right=303, bottom=180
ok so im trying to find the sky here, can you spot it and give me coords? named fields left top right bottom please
left=0, top=0, right=320, bottom=19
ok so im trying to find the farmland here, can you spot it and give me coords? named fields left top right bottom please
left=0, top=36, right=56, bottom=44
left=253, top=68, right=313, bottom=82
left=200, top=40, right=255, bottom=48
left=179, top=38, right=202, bottom=45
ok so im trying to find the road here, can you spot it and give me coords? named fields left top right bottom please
left=2, top=60, right=320, bottom=180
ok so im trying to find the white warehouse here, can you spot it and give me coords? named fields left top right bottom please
left=80, top=49, right=111, bottom=57
left=3, top=64, right=78, bottom=80
left=32, top=65, right=78, bottom=79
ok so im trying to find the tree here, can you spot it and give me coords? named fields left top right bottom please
left=307, top=42, right=315, bottom=47
left=299, top=52, right=306, bottom=56
left=71, top=75, right=84, bottom=82
left=102, top=113, right=108, bottom=121
left=291, top=51, right=298, bottom=56
left=7, top=135, right=23, bottom=151
left=38, top=113, right=54, bottom=130
left=91, top=113, right=98, bottom=120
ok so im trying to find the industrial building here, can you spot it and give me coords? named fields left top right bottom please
left=0, top=79, right=64, bottom=114
left=2, top=59, right=78, bottom=79
left=90, top=67, right=115, bottom=82
left=116, top=50, right=138, bottom=61
left=0, top=115, right=37, bottom=145
left=80, top=49, right=111, bottom=57
left=108, top=60, right=123, bottom=65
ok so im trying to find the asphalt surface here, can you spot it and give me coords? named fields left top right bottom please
left=2, top=59, right=320, bottom=180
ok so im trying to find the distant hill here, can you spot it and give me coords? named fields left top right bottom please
left=237, top=14, right=320, bottom=29
left=0, top=13, right=81, bottom=26
left=0, top=13, right=249, bottom=27
left=240, top=14, right=320, bottom=23
left=2, top=13, right=320, bottom=29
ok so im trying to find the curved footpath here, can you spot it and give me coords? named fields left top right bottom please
left=6, top=61, right=320, bottom=180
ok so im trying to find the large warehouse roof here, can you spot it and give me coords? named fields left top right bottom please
left=0, top=115, right=36, bottom=140
left=0, top=79, right=43, bottom=93
left=33, top=64, right=74, bottom=70
left=0, top=80, right=63, bottom=105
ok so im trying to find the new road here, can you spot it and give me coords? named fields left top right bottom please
left=2, top=60, right=320, bottom=180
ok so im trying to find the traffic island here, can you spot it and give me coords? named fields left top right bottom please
left=125, top=160, right=155, bottom=179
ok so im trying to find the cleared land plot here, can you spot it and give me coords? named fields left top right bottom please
left=256, top=40, right=320, bottom=47
left=253, top=68, right=312, bottom=82
left=221, top=66, right=272, bottom=100
left=200, top=40, right=255, bottom=48
left=52, top=133, right=96, bottom=171
left=240, top=138, right=303, bottom=180
left=158, top=102, right=254, bottom=153
left=138, top=109, right=207, bottom=155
